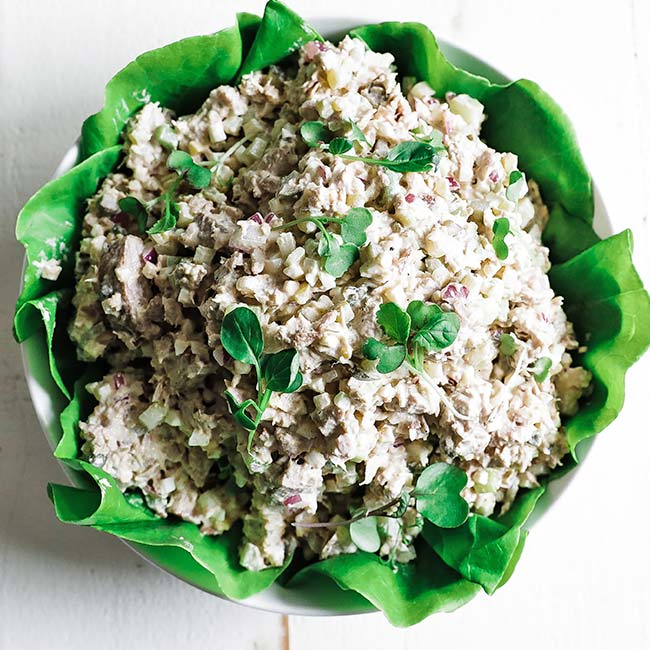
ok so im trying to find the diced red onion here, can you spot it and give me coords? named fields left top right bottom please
left=284, top=494, right=302, bottom=506
left=303, top=41, right=327, bottom=60
left=113, top=373, right=125, bottom=389
left=442, top=283, right=469, bottom=301
left=264, top=212, right=276, bottom=223
left=405, top=193, right=416, bottom=204
left=143, top=248, right=158, bottom=264
left=447, top=176, right=460, bottom=191
left=248, top=212, right=263, bottom=224
left=489, top=170, right=499, bottom=183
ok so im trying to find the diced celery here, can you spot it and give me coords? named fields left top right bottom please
left=243, top=117, right=266, bottom=139
left=153, top=124, right=179, bottom=150
left=194, top=245, right=215, bottom=264
left=138, top=403, right=168, bottom=430
left=410, top=81, right=435, bottom=100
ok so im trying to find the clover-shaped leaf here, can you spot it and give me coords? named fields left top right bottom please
left=340, top=207, right=373, bottom=246
left=362, top=338, right=406, bottom=374
left=349, top=516, right=381, bottom=553
left=414, top=462, right=469, bottom=528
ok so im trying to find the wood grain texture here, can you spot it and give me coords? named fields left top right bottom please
left=1, top=1, right=648, bottom=649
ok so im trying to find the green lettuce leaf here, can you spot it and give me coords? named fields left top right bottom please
left=49, top=470, right=289, bottom=599
left=349, top=22, right=593, bottom=225
left=549, top=231, right=650, bottom=456
left=80, top=0, right=320, bottom=160
left=291, top=540, right=480, bottom=627
left=237, top=0, right=321, bottom=78
left=422, top=487, right=544, bottom=594
left=14, top=145, right=122, bottom=397
left=79, top=29, right=243, bottom=159
left=542, top=204, right=601, bottom=263
left=13, top=0, right=650, bottom=626
left=50, top=377, right=289, bottom=599
left=55, top=370, right=105, bottom=479
left=14, top=146, right=122, bottom=319
left=236, top=12, right=263, bottom=54
left=14, top=290, right=72, bottom=398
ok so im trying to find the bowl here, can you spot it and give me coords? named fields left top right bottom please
left=20, top=18, right=612, bottom=617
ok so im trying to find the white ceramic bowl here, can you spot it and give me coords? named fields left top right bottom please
left=21, top=19, right=611, bottom=617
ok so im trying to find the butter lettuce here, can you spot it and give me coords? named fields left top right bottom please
left=13, top=0, right=650, bottom=627
left=549, top=231, right=650, bottom=455
left=293, top=542, right=480, bottom=627
left=80, top=1, right=317, bottom=159
left=422, top=487, right=544, bottom=595
left=349, top=22, right=593, bottom=225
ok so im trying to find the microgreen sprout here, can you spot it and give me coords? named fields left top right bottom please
left=499, top=333, right=517, bottom=356
left=295, top=462, right=469, bottom=556
left=273, top=207, right=373, bottom=278
left=219, top=307, right=302, bottom=453
left=118, top=137, right=250, bottom=234
left=300, top=121, right=335, bottom=147
left=409, top=126, right=446, bottom=154
left=363, top=300, right=471, bottom=421
left=505, top=170, right=527, bottom=202
left=531, top=356, right=552, bottom=382
left=300, top=120, right=441, bottom=173
left=118, top=150, right=212, bottom=234
left=363, top=301, right=460, bottom=373
left=492, top=217, right=511, bottom=260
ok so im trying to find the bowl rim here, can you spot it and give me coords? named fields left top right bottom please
left=19, top=19, right=610, bottom=618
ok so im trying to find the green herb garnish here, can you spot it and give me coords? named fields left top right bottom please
left=220, top=307, right=302, bottom=452
left=410, top=126, right=446, bottom=154
left=296, top=462, right=469, bottom=544
left=414, top=463, right=469, bottom=528
left=348, top=120, right=369, bottom=145
left=349, top=516, right=381, bottom=553
left=492, top=217, right=511, bottom=260
left=300, top=120, right=335, bottom=147
left=117, top=196, right=148, bottom=232
left=168, top=150, right=212, bottom=189
left=300, top=120, right=440, bottom=173
left=363, top=301, right=460, bottom=375
left=343, top=141, right=439, bottom=173
left=505, top=170, right=527, bottom=202
left=499, top=333, right=517, bottom=356
left=118, top=150, right=212, bottom=234
left=363, top=301, right=470, bottom=420
left=328, top=137, right=354, bottom=155
left=273, top=207, right=373, bottom=278
left=531, top=356, right=552, bottom=382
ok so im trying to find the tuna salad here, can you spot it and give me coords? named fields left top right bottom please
left=69, top=35, right=591, bottom=571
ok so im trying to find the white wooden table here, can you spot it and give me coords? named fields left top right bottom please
left=1, top=1, right=649, bottom=648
